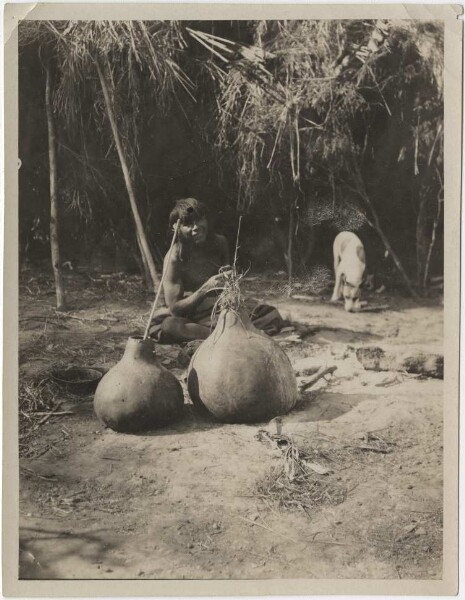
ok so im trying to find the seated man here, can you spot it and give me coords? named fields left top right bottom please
left=149, top=198, right=285, bottom=344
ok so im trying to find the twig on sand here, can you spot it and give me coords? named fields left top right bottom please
left=238, top=515, right=351, bottom=547
left=20, top=467, right=57, bottom=481
left=309, top=539, right=352, bottom=546
left=28, top=403, right=64, bottom=430
left=20, top=316, right=62, bottom=323
left=32, top=411, right=74, bottom=417
left=358, top=304, right=390, bottom=313
left=242, top=548, right=269, bottom=561
left=291, top=294, right=318, bottom=301
left=300, top=366, right=337, bottom=391
left=358, top=444, right=392, bottom=454
left=346, top=483, right=360, bottom=494
left=238, top=516, right=300, bottom=544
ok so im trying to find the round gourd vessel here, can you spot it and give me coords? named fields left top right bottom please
left=187, top=310, right=298, bottom=423
left=94, top=336, right=184, bottom=433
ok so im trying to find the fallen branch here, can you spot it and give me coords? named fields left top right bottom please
left=20, top=316, right=64, bottom=322
left=358, top=304, right=390, bottom=313
left=300, top=366, right=337, bottom=391
left=356, top=347, right=443, bottom=379
left=358, top=444, right=393, bottom=454
left=20, top=467, right=57, bottom=481
left=32, top=411, right=74, bottom=416
left=33, top=403, right=63, bottom=428
left=291, top=294, right=319, bottom=302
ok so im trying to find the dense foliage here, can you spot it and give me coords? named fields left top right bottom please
left=19, top=19, right=443, bottom=292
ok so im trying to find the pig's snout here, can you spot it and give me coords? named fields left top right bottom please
left=344, top=298, right=361, bottom=313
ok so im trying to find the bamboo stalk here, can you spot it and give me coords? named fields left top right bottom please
left=423, top=173, right=443, bottom=290
left=136, top=231, right=154, bottom=291
left=45, top=60, right=66, bottom=311
left=233, top=215, right=243, bottom=274
left=286, top=199, right=297, bottom=297
left=95, top=57, right=160, bottom=288
left=372, top=213, right=420, bottom=299
left=416, top=195, right=428, bottom=286
left=349, top=156, right=420, bottom=299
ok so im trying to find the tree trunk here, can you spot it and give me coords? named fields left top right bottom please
left=371, top=212, right=419, bottom=299
left=286, top=200, right=297, bottom=296
left=136, top=232, right=154, bottom=291
left=423, top=192, right=443, bottom=291
left=419, top=122, right=443, bottom=291
left=349, top=159, right=419, bottom=299
left=95, top=58, right=160, bottom=288
left=286, top=203, right=294, bottom=295
left=415, top=194, right=429, bottom=287
left=45, top=60, right=66, bottom=311
left=300, top=223, right=315, bottom=268
left=274, top=219, right=289, bottom=270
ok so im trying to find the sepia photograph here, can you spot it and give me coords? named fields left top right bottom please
left=3, top=3, right=461, bottom=596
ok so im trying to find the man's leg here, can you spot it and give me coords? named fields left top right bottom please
left=160, top=316, right=210, bottom=344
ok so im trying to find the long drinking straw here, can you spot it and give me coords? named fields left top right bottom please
left=233, top=215, right=243, bottom=276
left=143, top=219, right=181, bottom=340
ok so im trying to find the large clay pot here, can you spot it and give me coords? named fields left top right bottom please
left=94, top=336, right=184, bottom=433
left=187, top=309, right=298, bottom=423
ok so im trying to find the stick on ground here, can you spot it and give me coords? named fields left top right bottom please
left=300, top=366, right=337, bottom=391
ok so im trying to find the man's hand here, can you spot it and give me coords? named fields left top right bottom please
left=199, top=270, right=233, bottom=296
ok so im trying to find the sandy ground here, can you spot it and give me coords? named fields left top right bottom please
left=18, top=271, right=443, bottom=580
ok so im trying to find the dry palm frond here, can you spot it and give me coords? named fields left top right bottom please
left=18, top=374, right=71, bottom=458
left=191, top=19, right=443, bottom=215
left=19, top=19, right=197, bottom=232
left=19, top=20, right=195, bottom=170
left=19, top=376, right=59, bottom=414
left=52, top=20, right=194, bottom=136
left=19, top=376, right=62, bottom=451
left=256, top=434, right=347, bottom=514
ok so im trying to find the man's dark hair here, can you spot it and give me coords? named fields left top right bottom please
left=169, top=198, right=209, bottom=229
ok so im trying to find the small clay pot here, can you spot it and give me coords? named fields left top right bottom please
left=51, top=367, right=103, bottom=396
left=94, top=337, right=184, bottom=433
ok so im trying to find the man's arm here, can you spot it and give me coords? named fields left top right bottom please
left=163, top=252, right=226, bottom=318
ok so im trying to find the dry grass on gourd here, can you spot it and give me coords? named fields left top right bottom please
left=212, top=266, right=247, bottom=315
left=187, top=269, right=298, bottom=423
